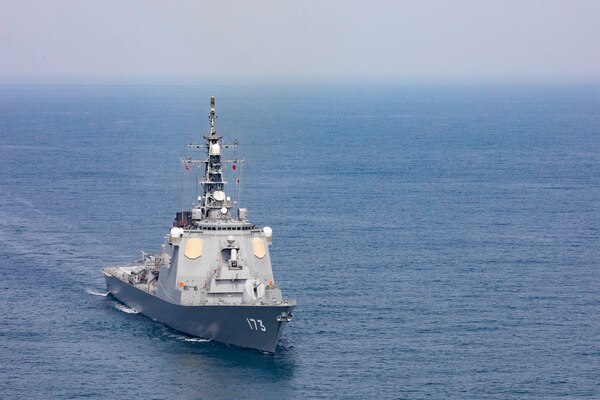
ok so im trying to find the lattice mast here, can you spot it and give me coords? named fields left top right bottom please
left=194, top=96, right=233, bottom=221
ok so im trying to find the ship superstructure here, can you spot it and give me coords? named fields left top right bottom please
left=102, top=97, right=294, bottom=353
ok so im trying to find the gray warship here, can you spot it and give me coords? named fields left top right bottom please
left=102, top=97, right=295, bottom=353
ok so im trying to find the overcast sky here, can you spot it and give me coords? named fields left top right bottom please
left=1, top=0, right=599, bottom=84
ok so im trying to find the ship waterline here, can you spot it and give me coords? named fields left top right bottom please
left=104, top=273, right=294, bottom=353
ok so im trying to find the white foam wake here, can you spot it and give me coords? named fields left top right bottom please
left=181, top=337, right=211, bottom=343
left=167, top=333, right=211, bottom=343
left=86, top=288, right=109, bottom=297
left=112, top=302, right=139, bottom=314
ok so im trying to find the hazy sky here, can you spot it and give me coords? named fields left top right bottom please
left=1, top=0, right=599, bottom=84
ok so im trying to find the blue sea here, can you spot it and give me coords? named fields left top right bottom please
left=0, top=85, right=599, bottom=399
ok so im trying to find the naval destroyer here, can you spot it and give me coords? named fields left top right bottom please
left=102, top=97, right=295, bottom=353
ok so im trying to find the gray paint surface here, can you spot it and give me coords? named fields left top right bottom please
left=105, top=274, right=293, bottom=353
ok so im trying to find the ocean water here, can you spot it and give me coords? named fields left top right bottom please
left=0, top=85, right=599, bottom=399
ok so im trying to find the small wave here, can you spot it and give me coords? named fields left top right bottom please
left=112, top=302, right=139, bottom=314
left=182, top=337, right=211, bottom=343
left=86, top=289, right=109, bottom=297
left=167, top=333, right=211, bottom=343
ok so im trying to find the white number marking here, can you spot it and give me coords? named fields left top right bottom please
left=246, top=318, right=267, bottom=332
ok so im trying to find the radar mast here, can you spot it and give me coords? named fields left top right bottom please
left=186, top=97, right=237, bottom=222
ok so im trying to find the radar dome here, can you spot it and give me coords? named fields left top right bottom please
left=264, top=226, right=273, bottom=244
left=170, top=227, right=183, bottom=238
left=210, top=143, right=221, bottom=155
left=213, top=191, right=225, bottom=201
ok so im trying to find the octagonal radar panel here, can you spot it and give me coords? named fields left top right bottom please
left=213, top=191, right=225, bottom=201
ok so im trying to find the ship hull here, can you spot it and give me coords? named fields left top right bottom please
left=104, top=274, right=294, bottom=353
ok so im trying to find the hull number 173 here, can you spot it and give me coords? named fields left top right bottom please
left=246, top=318, right=266, bottom=332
